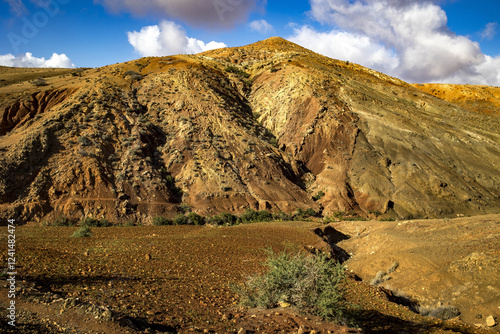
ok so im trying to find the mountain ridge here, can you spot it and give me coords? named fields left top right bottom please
left=1, top=37, right=499, bottom=224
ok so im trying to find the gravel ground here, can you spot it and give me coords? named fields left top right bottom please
left=0, top=221, right=494, bottom=333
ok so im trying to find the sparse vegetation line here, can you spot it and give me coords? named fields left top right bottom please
left=43, top=208, right=379, bottom=228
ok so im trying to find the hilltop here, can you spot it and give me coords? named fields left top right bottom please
left=1, top=37, right=499, bottom=224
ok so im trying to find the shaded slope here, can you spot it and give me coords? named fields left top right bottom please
left=0, top=54, right=317, bottom=223
left=232, top=38, right=500, bottom=218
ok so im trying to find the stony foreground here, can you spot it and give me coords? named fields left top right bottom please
left=1, top=218, right=497, bottom=333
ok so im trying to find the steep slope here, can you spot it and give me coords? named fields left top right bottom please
left=413, top=83, right=500, bottom=116
left=205, top=37, right=500, bottom=218
left=0, top=53, right=317, bottom=223
left=0, top=37, right=499, bottom=223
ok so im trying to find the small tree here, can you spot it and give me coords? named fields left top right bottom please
left=312, top=191, right=325, bottom=201
left=305, top=208, right=317, bottom=217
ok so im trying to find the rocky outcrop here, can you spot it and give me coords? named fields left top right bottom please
left=0, top=88, right=75, bottom=135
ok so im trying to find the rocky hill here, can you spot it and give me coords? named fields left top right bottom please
left=413, top=83, right=500, bottom=116
left=1, top=37, right=499, bottom=224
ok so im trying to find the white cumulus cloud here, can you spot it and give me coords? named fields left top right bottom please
left=289, top=26, right=399, bottom=74
left=250, top=19, right=274, bottom=34
left=444, top=54, right=500, bottom=86
left=293, top=0, right=500, bottom=85
left=0, top=52, right=74, bottom=68
left=127, top=20, right=227, bottom=57
left=96, top=0, right=266, bottom=28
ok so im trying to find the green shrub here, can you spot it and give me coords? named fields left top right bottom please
left=235, top=251, right=346, bottom=322
left=32, top=78, right=48, bottom=86
left=207, top=214, right=223, bottom=226
left=81, top=217, right=112, bottom=227
left=178, top=204, right=191, bottom=213
left=305, top=208, right=317, bottom=217
left=294, top=208, right=305, bottom=219
left=312, top=191, right=325, bottom=201
left=224, top=66, right=250, bottom=78
left=152, top=216, right=173, bottom=226
left=294, top=208, right=317, bottom=219
left=160, top=169, right=183, bottom=199
left=51, top=215, right=75, bottom=226
left=273, top=211, right=291, bottom=221
left=322, top=216, right=336, bottom=224
left=71, top=226, right=92, bottom=238
left=257, top=210, right=273, bottom=222
left=240, top=209, right=257, bottom=223
left=240, top=209, right=273, bottom=223
left=186, top=212, right=204, bottom=225
left=99, top=218, right=112, bottom=227
left=173, top=213, right=188, bottom=225
left=80, top=217, right=98, bottom=227
left=207, top=212, right=239, bottom=226
left=333, top=211, right=345, bottom=219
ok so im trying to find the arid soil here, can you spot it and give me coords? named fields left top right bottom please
left=334, top=214, right=500, bottom=332
left=1, top=219, right=496, bottom=333
left=1, top=38, right=499, bottom=224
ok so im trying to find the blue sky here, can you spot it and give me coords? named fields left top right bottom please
left=0, top=0, right=499, bottom=85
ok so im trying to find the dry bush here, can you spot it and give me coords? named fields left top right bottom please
left=235, top=250, right=347, bottom=322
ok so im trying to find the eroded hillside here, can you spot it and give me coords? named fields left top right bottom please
left=414, top=83, right=500, bottom=116
left=1, top=37, right=499, bottom=224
